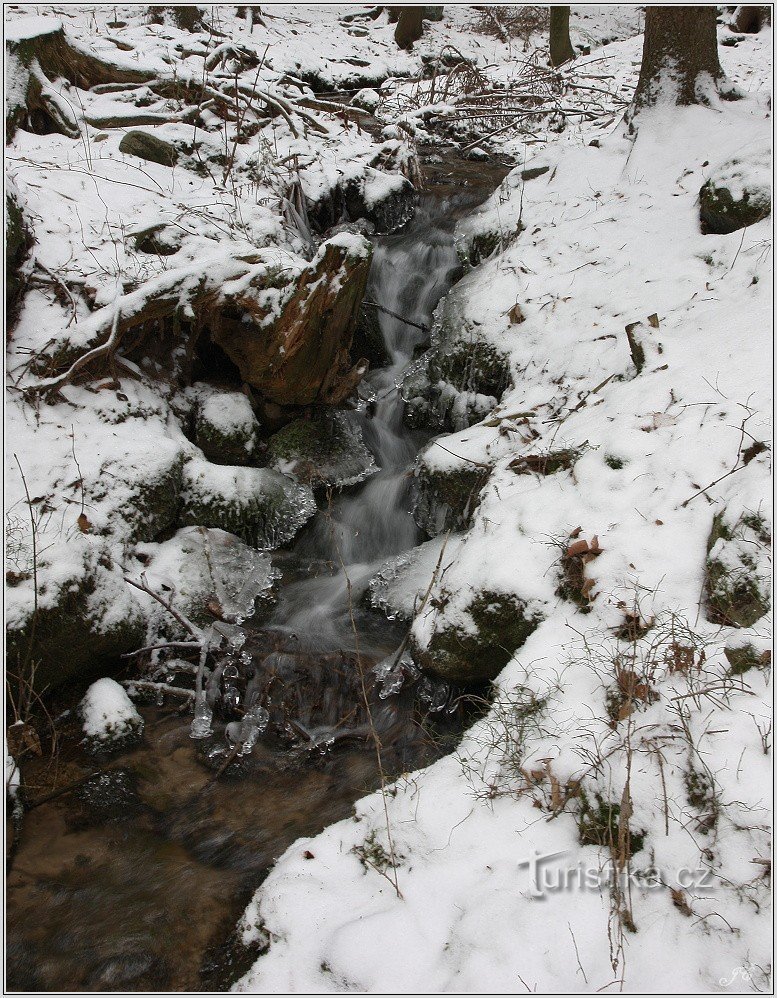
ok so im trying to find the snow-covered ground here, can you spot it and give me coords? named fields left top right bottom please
left=4, top=5, right=772, bottom=994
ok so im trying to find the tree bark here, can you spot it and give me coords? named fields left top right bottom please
left=394, top=7, right=424, bottom=49
left=632, top=6, right=725, bottom=110
left=549, top=6, right=575, bottom=67
left=731, top=5, right=770, bottom=33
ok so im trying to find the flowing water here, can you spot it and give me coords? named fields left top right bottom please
left=6, top=161, right=509, bottom=992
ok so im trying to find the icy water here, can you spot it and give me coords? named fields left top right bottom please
left=6, top=157, right=509, bottom=992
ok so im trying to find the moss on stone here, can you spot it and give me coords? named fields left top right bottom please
left=706, top=512, right=770, bottom=628
left=414, top=591, right=542, bottom=682
left=179, top=461, right=316, bottom=549
left=724, top=644, right=771, bottom=676
left=412, top=460, right=490, bottom=536
left=6, top=575, right=145, bottom=694
left=119, top=130, right=179, bottom=167
left=194, top=396, right=260, bottom=467
left=700, top=176, right=771, bottom=234
left=267, top=408, right=376, bottom=489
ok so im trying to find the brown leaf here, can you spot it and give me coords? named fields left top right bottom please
left=567, top=538, right=589, bottom=558
left=647, top=312, right=660, bottom=328
left=7, top=722, right=42, bottom=757
left=77, top=512, right=91, bottom=533
left=508, top=302, right=526, bottom=325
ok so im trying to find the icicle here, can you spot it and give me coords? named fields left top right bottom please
left=190, top=689, right=214, bottom=739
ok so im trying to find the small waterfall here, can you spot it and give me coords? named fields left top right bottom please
left=265, top=196, right=464, bottom=654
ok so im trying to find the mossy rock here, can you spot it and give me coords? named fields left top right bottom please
left=194, top=390, right=260, bottom=466
left=119, top=130, right=179, bottom=167
left=90, top=446, right=185, bottom=544
left=436, top=341, right=511, bottom=399
left=344, top=170, right=416, bottom=234
left=179, top=459, right=316, bottom=549
left=267, top=409, right=377, bottom=489
left=6, top=188, right=33, bottom=318
left=351, top=300, right=391, bottom=369
left=413, top=591, right=542, bottom=682
left=706, top=512, right=770, bottom=627
left=456, top=229, right=501, bottom=268
left=724, top=643, right=771, bottom=676
left=412, top=457, right=490, bottom=536
left=6, top=574, right=145, bottom=694
left=699, top=164, right=771, bottom=234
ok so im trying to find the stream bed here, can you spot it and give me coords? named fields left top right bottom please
left=6, top=153, right=509, bottom=992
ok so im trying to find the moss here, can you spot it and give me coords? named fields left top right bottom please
left=412, top=461, right=490, bottom=536
left=699, top=177, right=771, bottom=234
left=724, top=644, right=771, bottom=676
left=415, top=591, right=542, bottom=682
left=267, top=409, right=376, bottom=489
left=119, top=130, right=179, bottom=167
left=458, top=229, right=501, bottom=268
left=6, top=576, right=145, bottom=693
left=605, top=454, right=625, bottom=470
left=578, top=791, right=645, bottom=855
left=684, top=768, right=718, bottom=834
left=194, top=401, right=259, bottom=467
left=436, top=340, right=511, bottom=399
left=706, top=513, right=770, bottom=628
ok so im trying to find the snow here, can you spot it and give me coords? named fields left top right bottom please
left=229, top=16, right=772, bottom=998
left=80, top=677, right=143, bottom=743
left=4, top=4, right=772, bottom=994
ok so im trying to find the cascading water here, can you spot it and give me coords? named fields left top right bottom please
left=263, top=194, right=464, bottom=655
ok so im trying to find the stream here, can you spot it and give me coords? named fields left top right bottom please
left=6, top=154, right=509, bottom=992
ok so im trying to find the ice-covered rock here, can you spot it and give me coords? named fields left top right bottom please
left=180, top=458, right=316, bottom=549
left=267, top=408, right=377, bottom=489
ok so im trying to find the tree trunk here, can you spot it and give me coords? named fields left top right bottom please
left=731, top=5, right=770, bottom=32
left=549, top=6, right=575, bottom=67
left=632, top=6, right=725, bottom=110
left=394, top=7, right=424, bottom=49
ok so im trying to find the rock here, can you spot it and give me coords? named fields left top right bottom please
left=6, top=562, right=145, bottom=693
left=267, top=409, right=377, bottom=489
left=194, top=387, right=261, bottom=466
left=89, top=438, right=185, bottom=543
left=119, top=130, right=179, bottom=167
left=706, top=511, right=770, bottom=627
left=699, top=148, right=770, bottom=234
left=135, top=526, right=279, bottom=627
left=344, top=169, right=416, bottom=233
left=402, top=295, right=509, bottom=433
left=412, top=444, right=490, bottom=536
left=352, top=88, right=381, bottom=112
left=6, top=184, right=33, bottom=319
left=724, top=643, right=771, bottom=676
left=413, top=591, right=543, bottom=682
left=307, top=171, right=416, bottom=235
left=351, top=300, right=391, bottom=369
left=369, top=536, right=453, bottom=620
left=80, top=677, right=144, bottom=753
left=211, top=232, right=373, bottom=407
left=179, top=458, right=316, bottom=549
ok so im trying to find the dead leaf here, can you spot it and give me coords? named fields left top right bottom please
left=77, top=512, right=91, bottom=533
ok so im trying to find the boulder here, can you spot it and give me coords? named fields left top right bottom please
left=134, top=526, right=279, bottom=627
left=412, top=444, right=490, bottom=536
left=351, top=300, right=392, bottom=369
left=700, top=149, right=771, bottom=234
left=119, top=130, right=179, bottom=167
left=194, top=387, right=261, bottom=465
left=413, top=591, right=543, bottom=682
left=267, top=409, right=377, bottom=489
left=179, top=458, right=316, bottom=549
